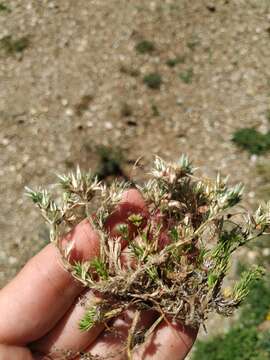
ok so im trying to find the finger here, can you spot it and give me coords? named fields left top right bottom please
left=0, top=218, right=99, bottom=346
left=85, top=308, right=157, bottom=360
left=0, top=344, right=34, bottom=360
left=132, top=320, right=198, bottom=360
left=31, top=248, right=133, bottom=358
left=105, top=188, right=148, bottom=241
left=31, top=247, right=136, bottom=358
left=29, top=189, right=147, bottom=354
left=30, top=290, right=104, bottom=358
left=0, top=189, right=146, bottom=346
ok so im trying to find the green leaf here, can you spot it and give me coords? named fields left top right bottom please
left=91, top=258, right=108, bottom=280
left=208, top=274, right=218, bottom=287
left=146, top=266, right=159, bottom=281
left=233, top=266, right=265, bottom=303
left=129, top=242, right=145, bottom=260
left=169, top=227, right=179, bottom=242
left=79, top=307, right=97, bottom=331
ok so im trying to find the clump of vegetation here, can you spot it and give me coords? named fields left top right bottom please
left=151, top=103, right=160, bottom=116
left=0, top=2, right=11, bottom=12
left=27, top=156, right=270, bottom=359
left=193, top=326, right=269, bottom=360
left=74, top=95, right=93, bottom=116
left=119, top=64, right=140, bottom=77
left=95, top=145, right=127, bottom=181
left=143, top=72, right=162, bottom=89
left=179, top=68, right=193, bottom=84
left=192, top=277, right=270, bottom=360
left=166, top=56, right=186, bottom=67
left=0, top=35, right=29, bottom=55
left=187, top=37, right=200, bottom=51
left=120, top=102, right=133, bottom=117
left=135, top=40, right=155, bottom=54
left=232, top=128, right=270, bottom=155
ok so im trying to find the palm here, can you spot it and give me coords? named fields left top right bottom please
left=0, top=190, right=196, bottom=359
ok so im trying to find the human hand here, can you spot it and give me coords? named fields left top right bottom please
left=0, top=189, right=197, bottom=359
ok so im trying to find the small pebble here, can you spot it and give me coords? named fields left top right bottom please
left=104, top=121, right=113, bottom=130
left=61, top=98, right=68, bottom=106
left=262, top=248, right=270, bottom=257
left=65, top=108, right=74, bottom=117
left=8, top=256, right=18, bottom=265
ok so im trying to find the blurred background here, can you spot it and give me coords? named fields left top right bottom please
left=0, top=0, right=270, bottom=358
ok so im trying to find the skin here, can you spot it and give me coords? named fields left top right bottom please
left=0, top=189, right=197, bottom=359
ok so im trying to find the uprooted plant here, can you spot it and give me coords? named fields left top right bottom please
left=26, top=156, right=270, bottom=359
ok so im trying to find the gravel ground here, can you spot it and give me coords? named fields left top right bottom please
left=1, top=0, right=270, bottom=342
